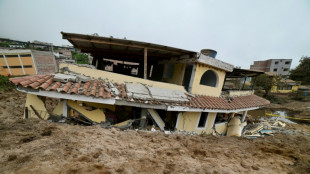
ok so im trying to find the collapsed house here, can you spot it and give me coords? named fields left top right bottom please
left=9, top=32, right=270, bottom=135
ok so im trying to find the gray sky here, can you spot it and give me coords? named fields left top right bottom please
left=0, top=0, right=310, bottom=68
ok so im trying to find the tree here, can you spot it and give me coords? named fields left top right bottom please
left=252, top=74, right=280, bottom=97
left=71, top=51, right=89, bottom=64
left=290, top=56, right=310, bottom=85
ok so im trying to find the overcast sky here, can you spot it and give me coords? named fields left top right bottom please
left=0, top=0, right=309, bottom=68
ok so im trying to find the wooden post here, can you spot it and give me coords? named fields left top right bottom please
left=144, top=48, right=147, bottom=79
left=25, top=107, right=29, bottom=119
left=139, top=109, right=147, bottom=130
left=30, top=105, right=43, bottom=120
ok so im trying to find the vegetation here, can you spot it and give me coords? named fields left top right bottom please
left=0, top=41, right=13, bottom=47
left=71, top=51, right=89, bottom=64
left=252, top=74, right=280, bottom=97
left=290, top=56, right=310, bottom=85
left=0, top=75, right=15, bottom=91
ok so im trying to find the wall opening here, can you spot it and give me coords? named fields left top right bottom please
left=197, top=112, right=208, bottom=128
left=200, top=70, right=218, bottom=87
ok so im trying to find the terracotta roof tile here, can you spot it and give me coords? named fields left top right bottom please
left=62, top=82, right=72, bottom=93
left=70, top=83, right=81, bottom=94
left=9, top=74, right=270, bottom=110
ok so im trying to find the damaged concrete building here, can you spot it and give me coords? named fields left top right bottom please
left=9, top=32, right=269, bottom=136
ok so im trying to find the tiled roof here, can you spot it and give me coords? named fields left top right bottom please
left=186, top=95, right=270, bottom=110
left=10, top=74, right=270, bottom=110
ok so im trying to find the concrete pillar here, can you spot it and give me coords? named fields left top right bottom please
left=3, top=55, right=12, bottom=75
left=144, top=48, right=148, bottom=79
left=62, top=99, right=68, bottom=117
left=17, top=54, right=26, bottom=75
left=139, top=108, right=147, bottom=130
left=241, top=110, right=248, bottom=122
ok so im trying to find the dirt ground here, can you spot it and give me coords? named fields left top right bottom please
left=1, top=90, right=310, bottom=174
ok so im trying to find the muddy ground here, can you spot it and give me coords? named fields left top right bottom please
left=265, top=95, right=310, bottom=121
left=0, top=90, right=310, bottom=174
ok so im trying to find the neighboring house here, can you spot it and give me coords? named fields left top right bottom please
left=9, top=32, right=270, bottom=136
left=264, top=72, right=300, bottom=94
left=271, top=79, right=300, bottom=93
left=250, top=59, right=292, bottom=76
left=0, top=49, right=57, bottom=76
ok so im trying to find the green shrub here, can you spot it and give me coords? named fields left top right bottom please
left=72, top=51, right=89, bottom=64
left=0, top=75, right=15, bottom=91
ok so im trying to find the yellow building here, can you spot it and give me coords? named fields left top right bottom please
left=0, top=49, right=57, bottom=76
left=0, top=50, right=37, bottom=76
left=10, top=32, right=270, bottom=136
left=271, top=79, right=299, bottom=93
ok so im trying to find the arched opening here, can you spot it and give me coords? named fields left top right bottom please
left=200, top=70, right=218, bottom=87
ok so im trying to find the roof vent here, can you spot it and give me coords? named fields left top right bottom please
left=201, top=49, right=217, bottom=58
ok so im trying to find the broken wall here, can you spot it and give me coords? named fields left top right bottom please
left=60, top=63, right=186, bottom=92
left=163, top=63, right=186, bottom=85
left=32, top=50, right=57, bottom=74
left=24, top=94, right=49, bottom=120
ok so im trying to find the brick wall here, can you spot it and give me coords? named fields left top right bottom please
left=32, top=50, right=57, bottom=74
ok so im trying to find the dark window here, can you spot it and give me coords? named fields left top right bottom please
left=283, top=68, right=289, bottom=71
left=285, top=61, right=291, bottom=64
left=23, top=65, right=33, bottom=68
left=200, top=70, right=218, bottom=87
left=20, top=54, right=32, bottom=57
left=273, top=68, right=277, bottom=72
left=5, top=55, right=18, bottom=58
left=275, top=61, right=279, bottom=64
left=198, top=112, right=208, bottom=128
left=3, top=65, right=32, bottom=69
left=277, top=85, right=292, bottom=90
left=0, top=55, right=3, bottom=58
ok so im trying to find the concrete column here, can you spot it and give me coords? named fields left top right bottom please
left=62, top=99, right=68, bottom=117
left=144, top=48, right=147, bottom=79
left=3, top=55, right=12, bottom=75
left=241, top=110, right=248, bottom=122
left=139, top=108, right=147, bottom=130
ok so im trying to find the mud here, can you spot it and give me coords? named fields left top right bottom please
left=0, top=90, right=310, bottom=174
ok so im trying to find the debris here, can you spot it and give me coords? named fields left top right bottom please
left=244, top=133, right=261, bottom=138
left=246, top=125, right=264, bottom=134
left=259, top=130, right=273, bottom=136
left=273, top=121, right=286, bottom=127
left=114, top=120, right=135, bottom=130
left=147, top=109, right=165, bottom=130
left=164, top=131, right=171, bottom=134
left=100, top=121, right=112, bottom=128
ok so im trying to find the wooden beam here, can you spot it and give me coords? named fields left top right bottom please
left=144, top=48, right=147, bottom=79
left=68, top=37, right=189, bottom=55
left=30, top=105, right=43, bottom=120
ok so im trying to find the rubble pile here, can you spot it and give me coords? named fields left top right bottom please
left=243, top=118, right=310, bottom=137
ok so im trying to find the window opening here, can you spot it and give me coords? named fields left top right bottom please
left=200, top=70, right=217, bottom=87
left=198, top=112, right=208, bottom=128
